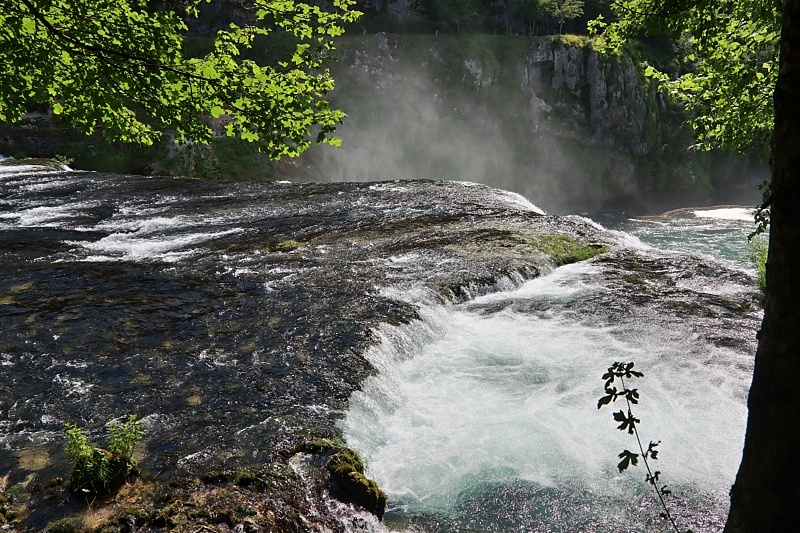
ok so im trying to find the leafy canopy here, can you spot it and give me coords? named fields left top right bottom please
left=0, top=0, right=361, bottom=158
left=593, top=0, right=780, bottom=156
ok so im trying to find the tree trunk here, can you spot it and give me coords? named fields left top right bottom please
left=725, top=0, right=800, bottom=530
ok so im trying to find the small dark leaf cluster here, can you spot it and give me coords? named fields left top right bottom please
left=597, top=361, right=643, bottom=410
left=598, top=361, right=685, bottom=532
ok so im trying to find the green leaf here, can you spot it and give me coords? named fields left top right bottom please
left=52, top=103, right=64, bottom=115
left=22, top=17, right=36, bottom=34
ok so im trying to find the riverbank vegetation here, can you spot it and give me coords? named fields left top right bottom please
left=65, top=415, right=143, bottom=498
left=748, top=234, right=768, bottom=294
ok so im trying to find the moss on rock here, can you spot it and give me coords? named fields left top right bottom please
left=266, top=239, right=304, bottom=252
left=527, top=234, right=607, bottom=266
left=326, top=448, right=387, bottom=519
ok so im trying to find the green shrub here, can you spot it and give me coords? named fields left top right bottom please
left=749, top=234, right=768, bottom=293
left=64, top=415, right=143, bottom=498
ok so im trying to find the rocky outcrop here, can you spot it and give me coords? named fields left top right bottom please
left=525, top=39, right=660, bottom=155
left=332, top=34, right=665, bottom=157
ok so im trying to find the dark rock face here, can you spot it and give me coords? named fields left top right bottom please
left=525, top=39, right=656, bottom=156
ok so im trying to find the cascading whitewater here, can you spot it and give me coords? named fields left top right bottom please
left=341, top=212, right=760, bottom=532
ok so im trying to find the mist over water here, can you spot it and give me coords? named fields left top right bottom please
left=293, top=34, right=766, bottom=215
left=341, top=211, right=759, bottom=532
left=312, top=75, right=613, bottom=215
left=291, top=35, right=636, bottom=214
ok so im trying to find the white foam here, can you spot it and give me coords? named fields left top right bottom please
left=692, top=207, right=754, bottom=222
left=97, top=216, right=192, bottom=233
left=1, top=202, right=96, bottom=226
left=61, top=213, right=247, bottom=261
left=341, top=266, right=752, bottom=516
left=196, top=349, right=237, bottom=367
left=74, top=227, right=242, bottom=261
left=497, top=189, right=546, bottom=214
left=569, top=215, right=650, bottom=250
left=474, top=261, right=601, bottom=303
left=53, top=374, right=94, bottom=396
left=0, top=164, right=59, bottom=176
left=387, top=253, right=423, bottom=264
left=11, top=178, right=78, bottom=192
left=369, top=183, right=409, bottom=193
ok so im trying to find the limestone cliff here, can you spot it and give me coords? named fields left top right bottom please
left=292, top=33, right=763, bottom=213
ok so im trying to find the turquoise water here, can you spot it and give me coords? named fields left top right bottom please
left=341, top=206, right=761, bottom=532
left=594, top=206, right=762, bottom=271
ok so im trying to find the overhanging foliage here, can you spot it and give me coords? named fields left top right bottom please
left=0, top=0, right=361, bottom=158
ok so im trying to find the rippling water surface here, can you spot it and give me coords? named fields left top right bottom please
left=594, top=206, right=761, bottom=270
left=2, top=163, right=613, bottom=530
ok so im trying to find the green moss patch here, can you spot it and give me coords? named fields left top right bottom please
left=326, top=448, right=387, bottom=519
left=266, top=240, right=304, bottom=252
left=527, top=234, right=607, bottom=266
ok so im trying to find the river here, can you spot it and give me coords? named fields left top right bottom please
left=0, top=162, right=760, bottom=531
left=340, top=207, right=760, bottom=532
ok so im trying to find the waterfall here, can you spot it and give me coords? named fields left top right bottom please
left=340, top=210, right=760, bottom=532
left=0, top=162, right=759, bottom=530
